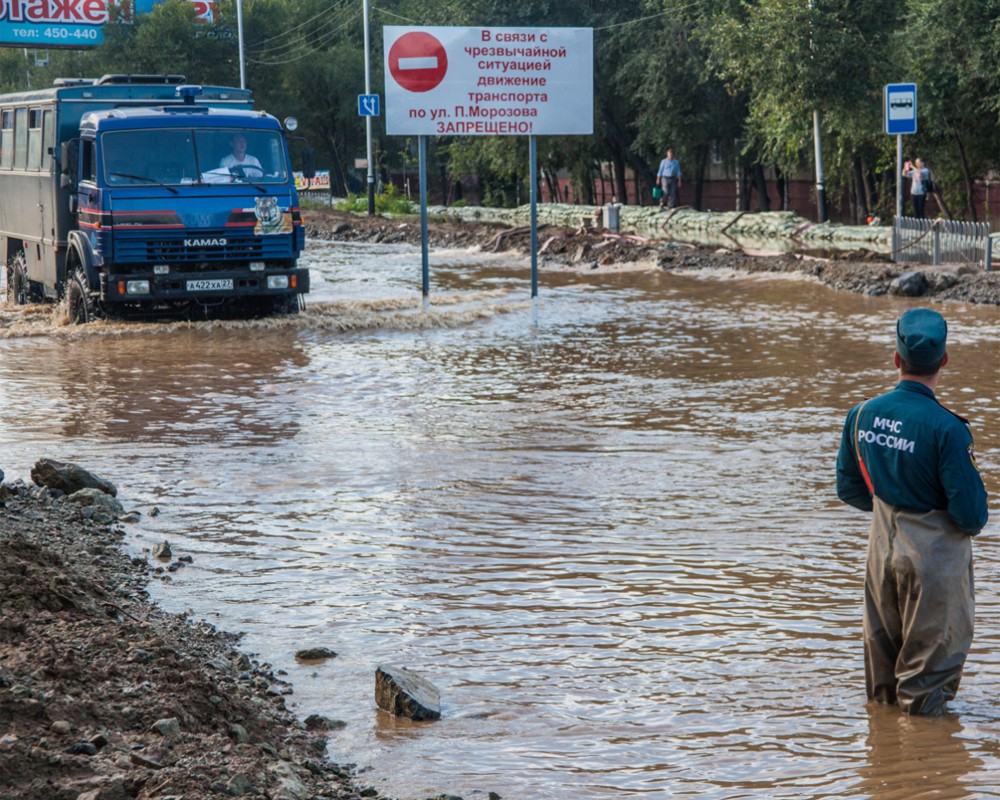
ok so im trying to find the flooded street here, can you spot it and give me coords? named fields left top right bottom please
left=4, top=240, right=1000, bottom=799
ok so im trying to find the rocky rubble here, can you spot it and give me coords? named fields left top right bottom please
left=0, top=467, right=390, bottom=800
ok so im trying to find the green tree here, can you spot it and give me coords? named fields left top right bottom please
left=45, top=0, right=238, bottom=85
left=707, top=0, right=904, bottom=219
left=611, top=1, right=742, bottom=209
left=896, top=0, right=1000, bottom=219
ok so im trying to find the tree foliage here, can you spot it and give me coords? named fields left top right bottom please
left=2, top=0, right=997, bottom=218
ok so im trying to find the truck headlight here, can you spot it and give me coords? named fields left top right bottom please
left=126, top=280, right=150, bottom=295
left=267, top=275, right=289, bottom=289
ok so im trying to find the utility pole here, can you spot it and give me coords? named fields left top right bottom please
left=808, top=0, right=826, bottom=222
left=813, top=109, right=827, bottom=222
left=363, top=0, right=375, bottom=216
left=236, top=0, right=246, bottom=90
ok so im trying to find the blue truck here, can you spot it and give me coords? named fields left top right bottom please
left=1, top=74, right=309, bottom=322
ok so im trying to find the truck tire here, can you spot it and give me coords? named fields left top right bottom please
left=271, top=294, right=301, bottom=316
left=6, top=253, right=28, bottom=305
left=66, top=269, right=93, bottom=324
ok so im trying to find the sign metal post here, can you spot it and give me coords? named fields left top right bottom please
left=529, top=135, right=539, bottom=325
left=363, top=0, right=375, bottom=216
left=419, top=135, right=430, bottom=310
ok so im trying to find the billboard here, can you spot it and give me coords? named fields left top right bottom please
left=0, top=0, right=216, bottom=48
left=294, top=170, right=330, bottom=191
left=383, top=26, right=593, bottom=136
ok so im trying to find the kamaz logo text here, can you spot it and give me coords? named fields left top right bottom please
left=184, top=238, right=227, bottom=247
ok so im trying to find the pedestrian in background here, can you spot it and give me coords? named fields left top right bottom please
left=902, top=157, right=932, bottom=219
left=656, top=148, right=682, bottom=209
left=836, top=308, right=988, bottom=716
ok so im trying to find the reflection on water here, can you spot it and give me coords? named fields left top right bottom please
left=859, top=705, right=987, bottom=799
left=2, top=240, right=1000, bottom=799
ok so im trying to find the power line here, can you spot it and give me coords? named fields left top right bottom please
left=248, top=10, right=362, bottom=65
left=250, top=0, right=354, bottom=49
left=372, top=6, right=417, bottom=25
left=369, top=1, right=700, bottom=32
left=374, top=2, right=698, bottom=31
left=249, top=5, right=358, bottom=58
left=595, top=2, right=706, bottom=31
left=595, top=9, right=674, bottom=31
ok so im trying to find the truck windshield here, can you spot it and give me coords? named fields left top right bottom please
left=101, top=128, right=289, bottom=187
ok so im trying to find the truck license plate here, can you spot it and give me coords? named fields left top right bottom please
left=187, top=279, right=233, bottom=292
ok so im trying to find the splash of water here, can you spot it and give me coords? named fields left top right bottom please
left=0, top=290, right=527, bottom=340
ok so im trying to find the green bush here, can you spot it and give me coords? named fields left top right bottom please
left=335, top=183, right=415, bottom=215
left=451, top=199, right=468, bottom=208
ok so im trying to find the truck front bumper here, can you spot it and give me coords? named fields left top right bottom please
left=102, top=267, right=310, bottom=304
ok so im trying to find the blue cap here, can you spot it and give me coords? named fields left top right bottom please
left=896, top=308, right=947, bottom=366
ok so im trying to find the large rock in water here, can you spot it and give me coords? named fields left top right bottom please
left=375, top=665, right=441, bottom=720
left=890, top=270, right=928, bottom=296
left=31, top=458, right=117, bottom=497
left=67, top=488, right=125, bottom=518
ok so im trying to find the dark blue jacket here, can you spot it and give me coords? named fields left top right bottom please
left=837, top=381, right=988, bottom=535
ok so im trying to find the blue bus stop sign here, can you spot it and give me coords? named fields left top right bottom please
left=885, top=84, right=917, bottom=135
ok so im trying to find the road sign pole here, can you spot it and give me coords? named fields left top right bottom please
left=896, top=134, right=903, bottom=219
left=363, top=0, right=375, bottom=216
left=419, top=135, right=429, bottom=309
left=529, top=134, right=539, bottom=324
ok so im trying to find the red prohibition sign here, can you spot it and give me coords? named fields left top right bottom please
left=388, top=31, right=448, bottom=93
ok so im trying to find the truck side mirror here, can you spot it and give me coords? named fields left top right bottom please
left=302, top=147, right=316, bottom=180
left=60, top=139, right=78, bottom=189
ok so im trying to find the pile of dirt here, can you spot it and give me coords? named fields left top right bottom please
left=303, top=208, right=1000, bottom=306
left=0, top=478, right=390, bottom=800
left=303, top=211, right=496, bottom=250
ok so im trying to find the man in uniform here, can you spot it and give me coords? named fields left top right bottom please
left=836, top=308, right=988, bottom=715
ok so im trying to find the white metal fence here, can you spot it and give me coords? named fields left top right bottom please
left=892, top=216, right=994, bottom=269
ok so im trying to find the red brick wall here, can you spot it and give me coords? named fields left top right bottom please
left=542, top=175, right=1000, bottom=225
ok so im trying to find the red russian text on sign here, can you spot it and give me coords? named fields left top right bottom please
left=384, top=26, right=593, bottom=136
left=388, top=31, right=449, bottom=93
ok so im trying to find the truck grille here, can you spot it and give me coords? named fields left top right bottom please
left=112, top=229, right=292, bottom=264
left=144, top=237, right=264, bottom=262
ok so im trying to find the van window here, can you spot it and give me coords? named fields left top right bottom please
left=41, top=110, right=53, bottom=171
left=27, top=109, right=42, bottom=171
left=0, top=110, right=12, bottom=169
left=81, top=139, right=96, bottom=183
left=14, top=108, right=27, bottom=169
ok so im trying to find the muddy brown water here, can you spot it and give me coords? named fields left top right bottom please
left=3, top=241, right=1000, bottom=799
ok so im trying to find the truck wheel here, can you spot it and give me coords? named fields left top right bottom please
left=7, top=253, right=28, bottom=305
left=271, top=294, right=301, bottom=316
left=66, top=270, right=93, bottom=324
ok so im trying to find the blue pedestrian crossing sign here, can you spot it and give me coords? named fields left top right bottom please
left=358, top=94, right=381, bottom=117
left=884, top=84, right=917, bottom=135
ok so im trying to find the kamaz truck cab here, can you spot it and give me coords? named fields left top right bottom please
left=1, top=75, right=308, bottom=322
